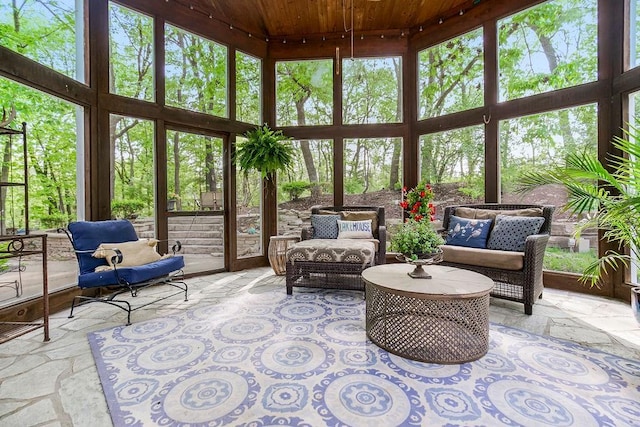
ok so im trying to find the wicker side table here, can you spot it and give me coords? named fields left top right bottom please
left=268, top=235, right=300, bottom=275
left=363, top=264, right=493, bottom=364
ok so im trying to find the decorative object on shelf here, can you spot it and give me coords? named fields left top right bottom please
left=235, top=124, right=294, bottom=181
left=400, top=182, right=435, bottom=222
left=395, top=250, right=443, bottom=279
left=390, top=219, right=444, bottom=261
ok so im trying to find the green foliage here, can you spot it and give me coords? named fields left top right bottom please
left=39, top=213, right=70, bottom=230
left=111, top=199, right=145, bottom=219
left=516, top=121, right=640, bottom=287
left=543, top=248, right=597, bottom=274
left=390, top=220, right=445, bottom=260
left=236, top=124, right=294, bottom=180
left=281, top=181, right=312, bottom=201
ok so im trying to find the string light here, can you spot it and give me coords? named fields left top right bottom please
left=229, top=24, right=233, bottom=29
left=419, top=25, right=423, bottom=31
left=459, top=9, right=464, bottom=15
left=189, top=4, right=193, bottom=9
left=438, top=18, right=443, bottom=24
left=302, top=38, right=306, bottom=43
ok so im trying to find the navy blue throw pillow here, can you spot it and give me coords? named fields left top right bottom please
left=445, top=215, right=492, bottom=249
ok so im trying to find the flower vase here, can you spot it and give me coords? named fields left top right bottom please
left=632, top=287, right=640, bottom=325
left=395, top=250, right=443, bottom=279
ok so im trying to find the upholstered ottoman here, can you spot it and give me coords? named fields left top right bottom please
left=285, top=239, right=375, bottom=294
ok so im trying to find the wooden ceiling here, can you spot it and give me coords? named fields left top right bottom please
left=180, top=0, right=479, bottom=38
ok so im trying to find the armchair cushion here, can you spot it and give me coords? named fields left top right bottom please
left=445, top=215, right=492, bottom=248
left=487, top=215, right=545, bottom=252
left=68, top=219, right=139, bottom=275
left=311, top=214, right=340, bottom=239
left=92, top=239, right=162, bottom=268
left=77, top=255, right=185, bottom=288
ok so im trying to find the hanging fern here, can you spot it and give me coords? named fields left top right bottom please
left=235, top=124, right=294, bottom=180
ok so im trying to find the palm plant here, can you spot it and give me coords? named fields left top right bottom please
left=516, top=122, right=640, bottom=287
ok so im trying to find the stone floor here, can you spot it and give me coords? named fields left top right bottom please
left=0, top=267, right=639, bottom=426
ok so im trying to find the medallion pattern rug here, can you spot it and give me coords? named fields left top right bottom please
left=88, top=287, right=640, bottom=426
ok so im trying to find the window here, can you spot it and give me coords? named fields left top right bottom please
left=0, top=76, right=82, bottom=299
left=632, top=0, right=640, bottom=69
left=498, top=0, right=597, bottom=101
left=343, top=137, right=402, bottom=208
left=165, top=24, right=228, bottom=117
left=236, top=51, right=262, bottom=124
left=418, top=28, right=484, bottom=119
left=277, top=139, right=333, bottom=235
left=276, top=60, right=333, bottom=126
left=236, top=136, right=262, bottom=258
left=109, top=3, right=154, bottom=100
left=167, top=130, right=226, bottom=271
left=343, top=57, right=402, bottom=124
left=110, top=115, right=155, bottom=217
left=499, top=104, right=598, bottom=274
left=629, top=89, right=640, bottom=284
left=0, top=0, right=84, bottom=83
left=419, top=125, right=485, bottom=217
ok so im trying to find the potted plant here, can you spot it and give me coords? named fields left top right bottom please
left=235, top=124, right=295, bottom=180
left=390, top=219, right=445, bottom=261
left=516, top=121, right=640, bottom=320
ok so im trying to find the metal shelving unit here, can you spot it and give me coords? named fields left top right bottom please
left=0, top=122, right=49, bottom=343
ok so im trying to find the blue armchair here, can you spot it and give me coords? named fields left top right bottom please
left=62, top=219, right=188, bottom=325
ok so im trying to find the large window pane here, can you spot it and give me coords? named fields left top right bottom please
left=165, top=24, right=228, bottom=117
left=111, top=115, right=155, bottom=217
left=0, top=0, right=84, bottom=83
left=278, top=139, right=333, bottom=234
left=630, top=90, right=640, bottom=284
left=418, top=28, right=483, bottom=119
left=0, top=77, right=81, bottom=302
left=109, top=3, right=154, bottom=101
left=236, top=136, right=262, bottom=258
left=236, top=51, right=262, bottom=124
left=499, top=104, right=598, bottom=274
left=344, top=137, right=402, bottom=217
left=498, top=0, right=597, bottom=101
left=167, top=131, right=225, bottom=273
left=632, top=0, right=640, bottom=69
left=419, top=125, right=485, bottom=219
left=276, top=60, right=333, bottom=126
left=343, top=57, right=402, bottom=124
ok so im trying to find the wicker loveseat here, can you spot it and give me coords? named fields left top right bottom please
left=440, top=203, right=554, bottom=315
left=285, top=206, right=386, bottom=295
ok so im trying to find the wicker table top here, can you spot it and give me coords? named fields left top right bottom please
left=361, top=263, right=494, bottom=299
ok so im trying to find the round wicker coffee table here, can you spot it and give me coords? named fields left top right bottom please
left=362, top=263, right=494, bottom=364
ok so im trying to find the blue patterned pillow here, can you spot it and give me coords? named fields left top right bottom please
left=311, top=214, right=340, bottom=239
left=487, top=215, right=545, bottom=252
left=445, top=215, right=492, bottom=248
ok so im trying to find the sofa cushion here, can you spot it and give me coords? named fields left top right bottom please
left=487, top=215, right=545, bottom=252
left=337, top=219, right=374, bottom=239
left=441, top=245, right=524, bottom=271
left=287, top=239, right=375, bottom=265
left=445, top=215, right=492, bottom=248
left=454, top=207, right=543, bottom=222
left=78, top=255, right=185, bottom=288
left=311, top=214, right=340, bottom=239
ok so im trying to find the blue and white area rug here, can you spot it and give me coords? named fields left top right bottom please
left=88, top=287, right=640, bottom=426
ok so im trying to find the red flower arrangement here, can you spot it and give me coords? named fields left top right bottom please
left=400, top=182, right=436, bottom=222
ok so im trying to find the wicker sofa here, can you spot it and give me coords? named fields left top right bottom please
left=440, top=203, right=555, bottom=315
left=285, top=206, right=386, bottom=295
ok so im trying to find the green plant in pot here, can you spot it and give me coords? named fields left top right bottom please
left=516, top=121, right=640, bottom=323
left=235, top=124, right=295, bottom=180
left=390, top=219, right=445, bottom=261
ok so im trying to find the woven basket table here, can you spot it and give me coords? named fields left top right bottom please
left=363, top=263, right=494, bottom=364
